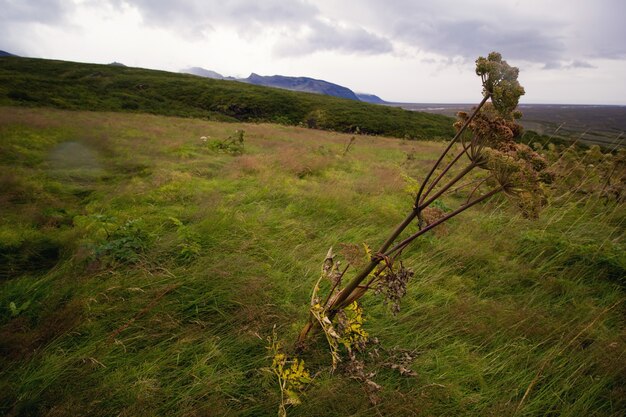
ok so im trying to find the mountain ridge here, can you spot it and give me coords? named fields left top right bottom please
left=241, top=73, right=360, bottom=101
left=180, top=66, right=387, bottom=103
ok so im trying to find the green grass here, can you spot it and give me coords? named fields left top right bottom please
left=0, top=57, right=454, bottom=139
left=0, top=107, right=624, bottom=416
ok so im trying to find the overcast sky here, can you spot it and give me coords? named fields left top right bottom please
left=2, top=0, right=625, bottom=104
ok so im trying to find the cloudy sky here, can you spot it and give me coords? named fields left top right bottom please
left=2, top=0, right=625, bottom=104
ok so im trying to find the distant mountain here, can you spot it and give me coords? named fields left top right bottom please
left=181, top=67, right=227, bottom=80
left=0, top=50, right=18, bottom=57
left=356, top=93, right=387, bottom=104
left=109, top=62, right=126, bottom=67
left=241, top=73, right=360, bottom=101
left=179, top=66, right=386, bottom=103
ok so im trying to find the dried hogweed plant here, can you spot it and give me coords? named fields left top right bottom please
left=269, top=52, right=551, bottom=414
left=295, top=52, right=547, bottom=348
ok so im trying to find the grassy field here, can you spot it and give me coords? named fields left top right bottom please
left=0, top=57, right=453, bottom=140
left=0, top=106, right=624, bottom=416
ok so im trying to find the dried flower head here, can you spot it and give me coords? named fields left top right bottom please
left=456, top=101, right=550, bottom=218
left=481, top=142, right=549, bottom=218
left=456, top=104, right=523, bottom=151
left=476, top=51, right=525, bottom=116
left=374, top=263, right=414, bottom=315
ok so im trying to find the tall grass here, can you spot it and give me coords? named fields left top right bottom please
left=0, top=107, right=623, bottom=416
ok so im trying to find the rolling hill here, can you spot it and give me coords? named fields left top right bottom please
left=0, top=56, right=453, bottom=139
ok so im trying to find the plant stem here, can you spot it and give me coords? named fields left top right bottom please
left=418, top=163, right=477, bottom=210
left=322, top=208, right=421, bottom=315
left=414, top=93, right=490, bottom=206
left=466, top=176, right=492, bottom=204
left=449, top=176, right=488, bottom=195
left=323, top=264, right=350, bottom=307
left=378, top=208, right=420, bottom=255
left=420, top=143, right=471, bottom=205
left=386, top=186, right=504, bottom=257
left=334, top=186, right=504, bottom=313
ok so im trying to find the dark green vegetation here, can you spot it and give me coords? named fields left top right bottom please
left=0, top=57, right=453, bottom=139
left=1, top=107, right=624, bottom=416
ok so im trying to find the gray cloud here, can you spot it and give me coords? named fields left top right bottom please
left=350, top=0, right=568, bottom=66
left=109, top=0, right=319, bottom=37
left=0, top=0, right=72, bottom=56
left=0, top=0, right=68, bottom=23
left=109, top=0, right=393, bottom=56
left=1, top=0, right=625, bottom=67
left=393, top=17, right=564, bottom=65
left=567, top=60, right=596, bottom=69
left=0, top=0, right=320, bottom=41
left=353, top=0, right=625, bottom=67
left=273, top=20, right=393, bottom=57
left=544, top=60, right=597, bottom=70
left=580, top=0, right=626, bottom=59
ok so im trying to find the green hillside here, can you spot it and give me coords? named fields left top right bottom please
left=0, top=57, right=454, bottom=139
left=1, top=107, right=624, bottom=416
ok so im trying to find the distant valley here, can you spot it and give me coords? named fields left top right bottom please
left=393, top=102, right=626, bottom=148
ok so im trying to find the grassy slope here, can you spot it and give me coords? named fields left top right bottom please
left=0, top=57, right=453, bottom=139
left=0, top=107, right=624, bottom=416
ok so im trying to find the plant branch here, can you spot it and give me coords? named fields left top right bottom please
left=386, top=186, right=505, bottom=257
left=377, top=208, right=420, bottom=256
left=414, top=93, right=490, bottom=206
left=466, top=175, right=493, bottom=204
left=326, top=259, right=380, bottom=318
left=419, top=142, right=472, bottom=205
left=449, top=176, right=489, bottom=195
left=332, top=186, right=504, bottom=314
left=418, top=162, right=477, bottom=210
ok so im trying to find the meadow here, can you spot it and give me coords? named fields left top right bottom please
left=0, top=57, right=453, bottom=140
left=0, top=105, right=624, bottom=416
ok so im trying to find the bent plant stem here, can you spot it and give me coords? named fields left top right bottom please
left=331, top=185, right=504, bottom=314
left=337, top=186, right=503, bottom=309
left=418, top=162, right=478, bottom=210
left=385, top=186, right=505, bottom=257
left=334, top=96, right=490, bottom=316
left=415, top=93, right=491, bottom=205
left=297, top=160, right=492, bottom=346
left=420, top=142, right=472, bottom=205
